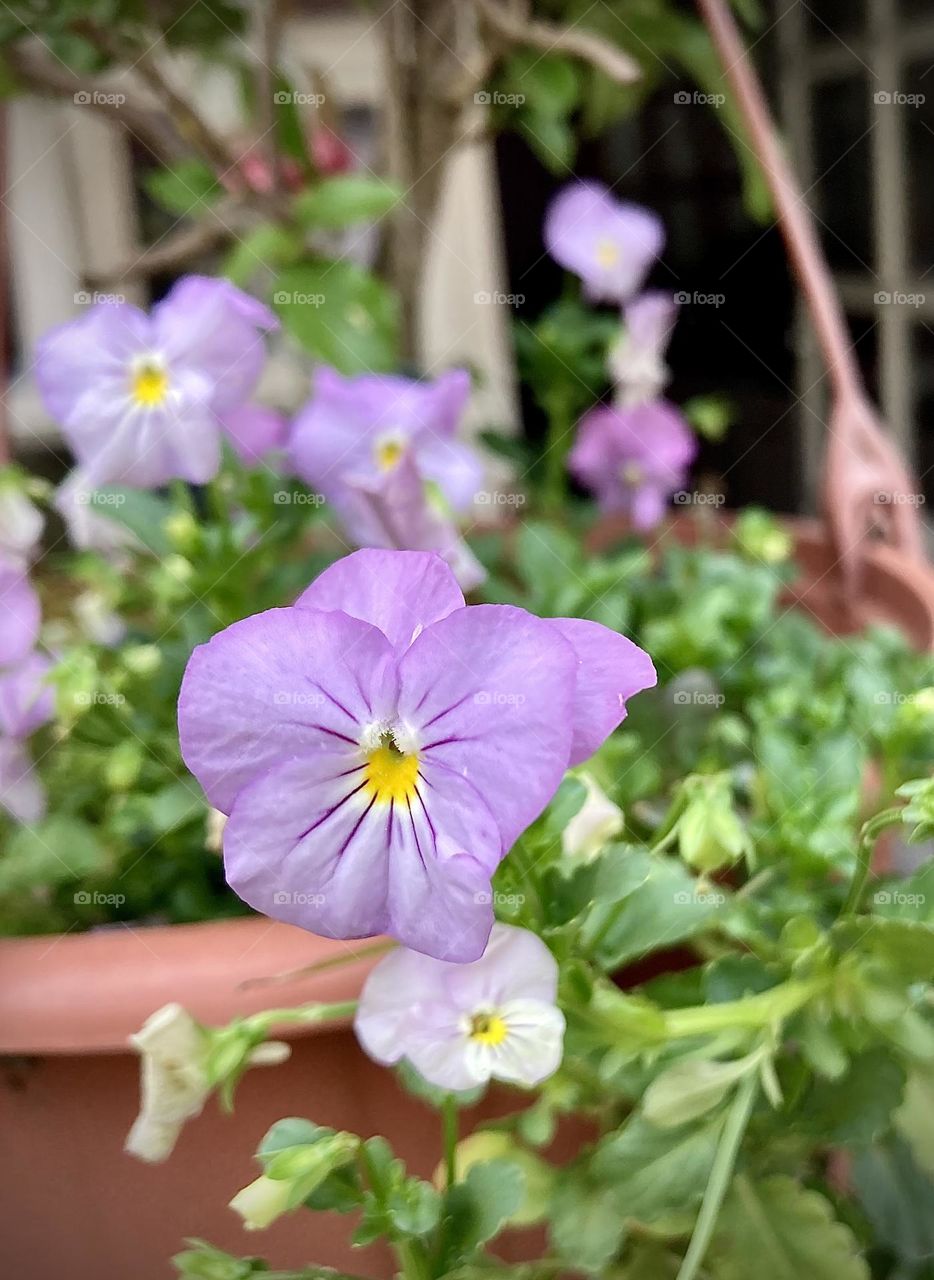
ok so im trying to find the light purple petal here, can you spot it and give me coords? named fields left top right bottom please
left=178, top=606, right=398, bottom=812
left=0, top=652, right=54, bottom=739
left=416, top=434, right=485, bottom=510
left=397, top=604, right=577, bottom=848
left=296, top=548, right=465, bottom=652
left=544, top=181, right=664, bottom=303
left=338, top=455, right=485, bottom=592
left=610, top=291, right=677, bottom=403
left=0, top=560, right=40, bottom=666
left=219, top=404, right=288, bottom=464
left=631, top=483, right=668, bottom=530
left=546, top=617, right=657, bottom=765
left=152, top=276, right=277, bottom=414
left=0, top=738, right=45, bottom=823
left=223, top=749, right=499, bottom=960
left=35, top=303, right=151, bottom=426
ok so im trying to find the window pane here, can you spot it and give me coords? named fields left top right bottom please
left=811, top=76, right=874, bottom=273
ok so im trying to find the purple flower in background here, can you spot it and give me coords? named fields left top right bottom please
left=609, top=292, right=678, bottom=405
left=355, top=923, right=565, bottom=1090
left=0, top=651, right=53, bottom=823
left=544, top=182, right=664, bottom=303
left=35, top=276, right=279, bottom=489
left=219, top=404, right=288, bottom=466
left=179, top=549, right=655, bottom=960
left=0, top=559, right=41, bottom=667
left=330, top=451, right=485, bottom=592
left=290, top=367, right=485, bottom=587
left=569, top=401, right=697, bottom=530
left=291, top=367, right=480, bottom=509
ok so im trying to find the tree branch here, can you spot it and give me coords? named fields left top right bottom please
left=473, top=0, right=641, bottom=86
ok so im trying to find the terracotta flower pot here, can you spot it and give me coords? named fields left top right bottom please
left=2, top=513, right=931, bottom=1280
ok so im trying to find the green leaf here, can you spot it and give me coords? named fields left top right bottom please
left=293, top=176, right=402, bottom=229
left=642, top=1054, right=758, bottom=1129
left=709, top=1174, right=870, bottom=1280
left=145, top=160, right=221, bottom=216
left=222, top=223, right=304, bottom=288
left=443, top=1160, right=524, bottom=1259
left=0, top=817, right=107, bottom=897
left=274, top=261, right=399, bottom=373
left=581, top=848, right=725, bottom=968
left=550, top=1173, right=627, bottom=1272
left=792, top=1049, right=905, bottom=1146
left=92, top=487, right=174, bottom=557
left=852, top=1138, right=934, bottom=1263
left=591, top=1113, right=725, bottom=1225
left=896, top=1067, right=934, bottom=1178
left=832, top=917, right=934, bottom=983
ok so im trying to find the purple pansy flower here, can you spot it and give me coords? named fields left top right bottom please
left=290, top=367, right=484, bottom=588
left=355, top=923, right=565, bottom=1090
left=569, top=400, right=697, bottom=530
left=219, top=404, right=288, bottom=466
left=0, top=558, right=41, bottom=667
left=290, top=367, right=480, bottom=509
left=609, top=292, right=677, bottom=405
left=544, top=181, right=664, bottom=304
left=35, top=276, right=279, bottom=489
left=0, top=651, right=53, bottom=823
left=178, top=549, right=655, bottom=960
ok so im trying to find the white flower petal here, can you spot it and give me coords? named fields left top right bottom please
left=230, top=1175, right=292, bottom=1230
left=124, top=1003, right=209, bottom=1163
left=486, top=999, right=566, bottom=1086
left=562, top=773, right=623, bottom=862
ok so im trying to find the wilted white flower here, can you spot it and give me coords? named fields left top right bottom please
left=562, top=772, right=623, bottom=861
left=229, top=1175, right=293, bottom=1230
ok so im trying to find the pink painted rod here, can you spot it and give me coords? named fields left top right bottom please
left=695, top=0, right=862, bottom=404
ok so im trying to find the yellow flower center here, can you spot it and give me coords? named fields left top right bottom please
left=595, top=238, right=620, bottom=269
left=375, top=436, right=405, bottom=471
left=468, top=1011, right=508, bottom=1046
left=621, top=461, right=643, bottom=486
left=132, top=362, right=169, bottom=408
left=364, top=740, right=419, bottom=805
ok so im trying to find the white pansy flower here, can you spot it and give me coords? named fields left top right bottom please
left=355, top=923, right=565, bottom=1092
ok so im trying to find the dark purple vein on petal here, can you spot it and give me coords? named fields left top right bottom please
left=337, top=794, right=377, bottom=859
left=296, top=780, right=367, bottom=842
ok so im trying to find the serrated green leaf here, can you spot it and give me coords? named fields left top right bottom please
left=642, top=1054, right=757, bottom=1129
left=896, top=1067, right=934, bottom=1179
left=852, top=1137, right=934, bottom=1263
left=92, top=487, right=173, bottom=556
left=710, top=1174, right=870, bottom=1280
left=550, top=1173, right=627, bottom=1272
left=832, top=917, right=934, bottom=983
left=591, top=1113, right=724, bottom=1224
left=145, top=160, right=221, bottom=217
left=443, top=1160, right=525, bottom=1260
left=792, top=1049, right=905, bottom=1146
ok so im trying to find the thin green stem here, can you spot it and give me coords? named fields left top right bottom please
left=663, top=978, right=823, bottom=1040
left=675, top=1071, right=758, bottom=1280
left=442, top=1093, right=459, bottom=1188
left=840, top=806, right=902, bottom=917
left=395, top=1238, right=432, bottom=1280
left=542, top=393, right=573, bottom=515
left=251, top=999, right=358, bottom=1034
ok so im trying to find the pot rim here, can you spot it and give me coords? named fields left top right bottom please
left=0, top=915, right=381, bottom=1056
